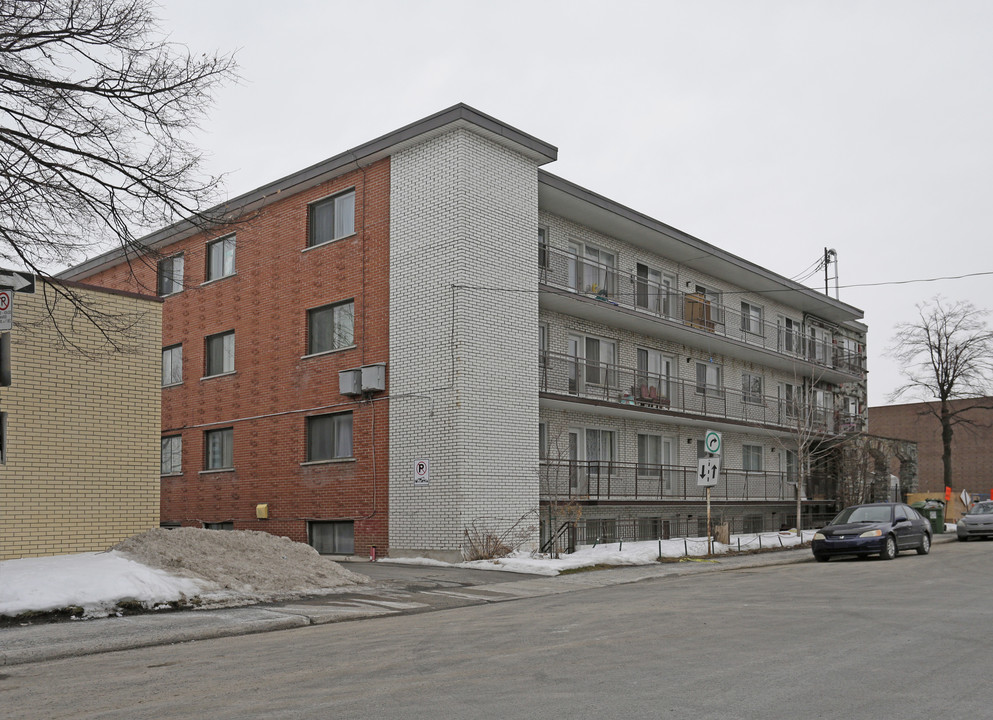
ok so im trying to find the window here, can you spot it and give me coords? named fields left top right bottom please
left=567, top=241, right=616, bottom=296
left=638, top=434, right=674, bottom=487
left=157, top=254, right=184, bottom=295
left=778, top=316, right=801, bottom=354
left=539, top=323, right=548, bottom=362
left=309, top=520, right=354, bottom=554
left=568, top=334, right=617, bottom=392
left=206, top=234, right=236, bottom=281
left=695, top=362, right=722, bottom=396
left=637, top=517, right=668, bottom=540
left=205, top=331, right=235, bottom=376
left=742, top=515, right=764, bottom=533
left=204, top=428, right=233, bottom=470
left=538, top=227, right=549, bottom=269
left=636, top=348, right=672, bottom=402
left=780, top=382, right=800, bottom=420
left=308, top=190, right=355, bottom=247
left=204, top=521, right=234, bottom=531
left=586, top=518, right=616, bottom=543
left=585, top=428, right=615, bottom=474
left=743, top=444, right=763, bottom=472
left=308, top=301, right=354, bottom=354
left=741, top=301, right=763, bottom=336
left=742, top=372, right=763, bottom=404
left=162, top=344, right=182, bottom=386
left=785, top=449, right=798, bottom=483
left=307, top=412, right=353, bottom=461
left=809, top=326, right=831, bottom=364
left=635, top=264, right=675, bottom=316
left=538, top=422, right=547, bottom=460
left=161, top=435, right=182, bottom=475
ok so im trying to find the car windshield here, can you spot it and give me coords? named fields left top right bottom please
left=968, top=502, right=993, bottom=515
left=832, top=505, right=892, bottom=524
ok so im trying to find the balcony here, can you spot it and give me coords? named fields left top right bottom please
left=540, top=460, right=797, bottom=503
left=539, top=244, right=866, bottom=378
left=539, top=351, right=864, bottom=435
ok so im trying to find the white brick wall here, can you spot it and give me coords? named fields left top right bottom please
left=389, top=128, right=541, bottom=559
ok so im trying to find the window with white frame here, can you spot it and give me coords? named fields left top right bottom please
left=308, top=301, right=354, bottom=355
left=637, top=348, right=673, bottom=401
left=157, top=254, right=184, bottom=295
left=742, top=372, right=763, bottom=404
left=162, top=344, right=182, bottom=386
left=585, top=428, right=616, bottom=474
left=741, top=301, right=763, bottom=336
left=539, top=323, right=548, bottom=365
left=743, top=515, right=764, bottom=533
left=695, top=361, right=722, bottom=396
left=161, top=435, right=182, bottom=475
left=204, top=428, right=233, bottom=470
left=785, top=449, right=798, bottom=483
left=309, top=520, right=354, bottom=555
left=204, top=331, right=234, bottom=377
left=538, top=422, right=547, bottom=460
left=780, top=382, right=800, bottom=420
left=308, top=190, right=355, bottom=247
left=635, top=264, right=675, bottom=316
left=567, top=241, right=616, bottom=296
left=206, top=234, right=236, bottom=281
left=307, top=412, right=353, bottom=461
left=637, top=434, right=674, bottom=488
left=742, top=444, right=763, bottom=472
left=694, top=284, right=724, bottom=324
left=809, top=325, right=832, bottom=364
left=569, top=335, right=617, bottom=391
left=778, top=316, right=801, bottom=354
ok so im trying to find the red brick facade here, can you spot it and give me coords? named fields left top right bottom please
left=869, top=399, right=993, bottom=496
left=84, top=158, right=391, bottom=556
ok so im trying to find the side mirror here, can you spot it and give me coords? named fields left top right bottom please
left=893, top=516, right=908, bottom=525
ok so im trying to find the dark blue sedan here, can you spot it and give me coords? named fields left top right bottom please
left=812, top=502, right=932, bottom=562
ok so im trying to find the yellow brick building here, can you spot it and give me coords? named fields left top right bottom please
left=0, top=280, right=161, bottom=560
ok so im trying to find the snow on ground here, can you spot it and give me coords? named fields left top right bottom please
left=0, top=528, right=816, bottom=618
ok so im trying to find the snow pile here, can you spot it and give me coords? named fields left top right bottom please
left=0, top=528, right=368, bottom=618
left=391, top=530, right=817, bottom=576
left=0, top=552, right=204, bottom=617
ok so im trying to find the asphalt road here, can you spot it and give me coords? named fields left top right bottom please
left=3, top=540, right=989, bottom=719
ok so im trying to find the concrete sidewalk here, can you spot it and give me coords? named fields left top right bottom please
left=0, top=536, right=955, bottom=667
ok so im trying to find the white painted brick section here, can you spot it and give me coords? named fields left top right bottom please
left=390, top=128, right=540, bottom=557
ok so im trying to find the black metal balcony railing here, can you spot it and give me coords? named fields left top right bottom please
left=539, top=351, right=864, bottom=434
left=540, top=460, right=796, bottom=502
left=539, top=244, right=866, bottom=376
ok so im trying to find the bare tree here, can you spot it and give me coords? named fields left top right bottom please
left=888, top=297, right=993, bottom=491
left=0, top=0, right=237, bottom=344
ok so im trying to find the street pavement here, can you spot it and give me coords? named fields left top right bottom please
left=0, top=535, right=956, bottom=666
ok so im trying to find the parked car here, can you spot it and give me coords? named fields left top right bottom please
left=956, top=500, right=993, bottom=541
left=812, top=502, right=932, bottom=562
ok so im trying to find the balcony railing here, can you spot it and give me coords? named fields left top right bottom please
left=539, top=244, right=865, bottom=376
left=539, top=351, right=864, bottom=434
left=540, top=460, right=797, bottom=502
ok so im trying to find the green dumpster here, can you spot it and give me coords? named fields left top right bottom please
left=911, top=499, right=945, bottom=535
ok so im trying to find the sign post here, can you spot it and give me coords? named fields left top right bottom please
left=700, top=430, right=722, bottom=555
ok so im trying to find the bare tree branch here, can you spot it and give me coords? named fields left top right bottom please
left=887, top=296, right=993, bottom=489
left=0, top=0, right=237, bottom=339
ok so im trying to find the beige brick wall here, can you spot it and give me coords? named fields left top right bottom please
left=0, top=281, right=161, bottom=560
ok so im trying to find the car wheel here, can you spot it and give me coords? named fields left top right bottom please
left=916, top=533, right=931, bottom=555
left=957, top=535, right=968, bottom=542
left=814, top=554, right=829, bottom=563
left=879, top=535, right=897, bottom=560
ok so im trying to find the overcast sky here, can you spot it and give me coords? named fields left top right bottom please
left=151, top=0, right=993, bottom=407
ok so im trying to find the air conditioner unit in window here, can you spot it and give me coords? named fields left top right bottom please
left=360, top=363, right=386, bottom=393
left=338, top=368, right=362, bottom=396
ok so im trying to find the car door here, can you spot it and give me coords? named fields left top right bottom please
left=893, top=504, right=918, bottom=549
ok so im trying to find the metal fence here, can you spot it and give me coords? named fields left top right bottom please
left=539, top=244, right=865, bottom=376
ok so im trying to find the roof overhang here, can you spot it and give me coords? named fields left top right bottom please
left=60, top=104, right=558, bottom=281
left=538, top=171, right=865, bottom=327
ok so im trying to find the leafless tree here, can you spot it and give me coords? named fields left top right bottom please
left=888, top=297, right=993, bottom=491
left=0, top=0, right=236, bottom=347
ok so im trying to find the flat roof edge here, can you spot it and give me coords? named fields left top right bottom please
left=538, top=169, right=865, bottom=321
